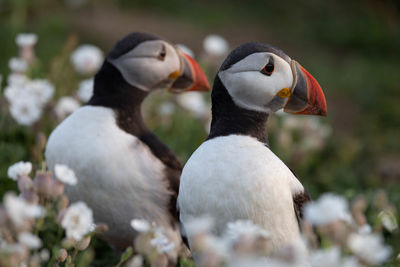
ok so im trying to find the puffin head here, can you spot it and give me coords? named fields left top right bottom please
left=93, top=32, right=209, bottom=101
left=217, top=42, right=327, bottom=116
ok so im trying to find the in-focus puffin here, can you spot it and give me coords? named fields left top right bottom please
left=177, top=42, right=327, bottom=255
left=45, top=32, right=210, bottom=253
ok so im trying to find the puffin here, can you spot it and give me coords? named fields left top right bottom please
left=177, top=42, right=327, bottom=256
left=45, top=32, right=210, bottom=253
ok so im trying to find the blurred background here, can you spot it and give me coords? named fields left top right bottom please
left=0, top=0, right=399, bottom=264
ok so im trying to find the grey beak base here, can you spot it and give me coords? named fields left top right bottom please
left=284, top=63, right=308, bottom=113
left=170, top=56, right=193, bottom=92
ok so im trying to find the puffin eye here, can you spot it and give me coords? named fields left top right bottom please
left=157, top=45, right=166, bottom=61
left=261, top=58, right=274, bottom=76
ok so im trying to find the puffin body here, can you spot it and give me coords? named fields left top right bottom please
left=179, top=135, right=304, bottom=249
left=178, top=42, right=327, bottom=256
left=45, top=32, right=210, bottom=252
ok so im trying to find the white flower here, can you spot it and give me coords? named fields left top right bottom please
left=28, top=79, right=55, bottom=106
left=358, top=224, right=372, bottom=234
left=130, top=219, right=151, bottom=233
left=184, top=216, right=214, bottom=236
left=203, top=34, right=229, bottom=56
left=223, top=220, right=270, bottom=244
left=4, top=85, right=24, bottom=103
left=18, top=232, right=42, bottom=249
left=7, top=161, right=32, bottom=180
left=70, top=45, right=104, bottom=75
left=341, top=257, right=361, bottom=267
left=39, top=249, right=50, bottom=261
left=203, top=235, right=230, bottom=259
left=228, top=257, right=289, bottom=267
left=157, top=102, right=175, bottom=117
left=7, top=73, right=29, bottom=87
left=176, top=92, right=210, bottom=118
left=9, top=96, right=42, bottom=126
left=310, top=247, right=341, bottom=267
left=55, top=96, right=80, bottom=119
left=16, top=33, right=38, bottom=47
left=176, top=44, right=195, bottom=58
left=9, top=57, right=28, bottom=73
left=77, top=78, right=94, bottom=102
left=4, top=193, right=44, bottom=226
left=0, top=241, right=24, bottom=254
left=61, top=201, right=94, bottom=241
left=54, top=164, right=78, bottom=185
left=378, top=210, right=398, bottom=232
left=304, top=193, right=351, bottom=225
left=150, top=228, right=175, bottom=254
left=347, top=233, right=392, bottom=265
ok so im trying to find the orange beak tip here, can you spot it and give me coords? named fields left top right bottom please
left=300, top=65, right=327, bottom=116
left=183, top=53, right=211, bottom=92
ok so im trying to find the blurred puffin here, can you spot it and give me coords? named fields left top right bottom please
left=45, top=32, right=210, bottom=253
left=178, top=42, right=327, bottom=255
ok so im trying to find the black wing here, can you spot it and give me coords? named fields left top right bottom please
left=139, top=132, right=182, bottom=225
left=289, top=168, right=312, bottom=228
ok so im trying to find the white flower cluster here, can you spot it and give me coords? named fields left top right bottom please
left=55, top=96, right=80, bottom=119
left=0, top=161, right=98, bottom=266
left=2, top=33, right=57, bottom=126
left=304, top=193, right=352, bottom=225
left=7, top=161, right=32, bottom=181
left=130, top=219, right=176, bottom=256
left=180, top=192, right=395, bottom=267
left=276, top=113, right=332, bottom=152
left=176, top=92, right=210, bottom=119
left=77, top=78, right=94, bottom=102
left=4, top=76, right=55, bottom=126
left=55, top=164, right=78, bottom=185
left=203, top=34, right=229, bottom=57
left=61, top=201, right=94, bottom=241
left=150, top=228, right=175, bottom=254
left=70, top=45, right=104, bottom=75
left=3, top=193, right=44, bottom=227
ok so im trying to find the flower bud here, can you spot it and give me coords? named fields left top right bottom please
left=58, top=195, right=69, bottom=210
left=95, top=223, right=109, bottom=234
left=50, top=179, right=65, bottom=198
left=57, top=248, right=68, bottom=262
left=76, top=236, right=91, bottom=251
left=33, top=172, right=52, bottom=196
left=20, top=190, right=39, bottom=204
left=17, top=174, right=33, bottom=192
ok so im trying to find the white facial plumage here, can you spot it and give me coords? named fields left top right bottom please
left=218, top=52, right=294, bottom=113
left=109, top=40, right=182, bottom=91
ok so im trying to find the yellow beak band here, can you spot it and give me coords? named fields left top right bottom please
left=168, top=70, right=181, bottom=80
left=277, top=88, right=291, bottom=98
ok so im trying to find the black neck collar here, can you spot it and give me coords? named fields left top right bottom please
left=208, top=76, right=269, bottom=145
left=88, top=61, right=149, bottom=135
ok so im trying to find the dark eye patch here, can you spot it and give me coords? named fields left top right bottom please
left=158, top=44, right=167, bottom=61
left=260, top=57, right=274, bottom=76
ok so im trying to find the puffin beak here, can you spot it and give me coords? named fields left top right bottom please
left=169, top=52, right=210, bottom=93
left=283, top=61, right=327, bottom=116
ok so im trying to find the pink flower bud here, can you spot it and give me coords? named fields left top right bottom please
left=33, top=173, right=52, bottom=196
left=17, top=174, right=33, bottom=192
left=50, top=179, right=65, bottom=198
left=57, top=248, right=68, bottom=262
left=20, top=190, right=39, bottom=204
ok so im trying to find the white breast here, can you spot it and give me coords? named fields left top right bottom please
left=178, top=135, right=304, bottom=251
left=45, top=106, right=178, bottom=247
